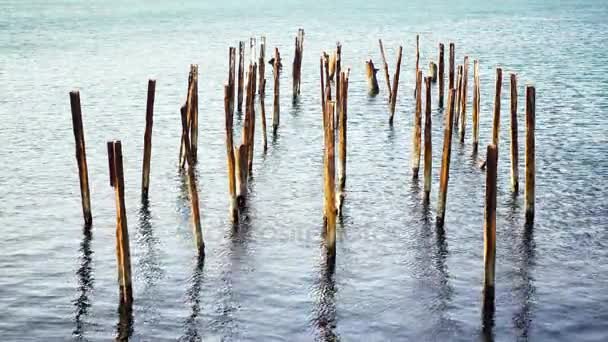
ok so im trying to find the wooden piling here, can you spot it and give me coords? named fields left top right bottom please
left=320, top=56, right=326, bottom=113
left=179, top=65, right=197, bottom=168
left=247, top=63, right=257, bottom=174
left=438, top=43, right=445, bottom=108
left=323, top=101, right=337, bottom=258
left=273, top=48, right=281, bottom=134
left=237, top=41, right=245, bottom=113
left=378, top=39, right=392, bottom=101
left=510, top=73, right=519, bottom=193
left=525, top=85, right=535, bottom=223
left=191, top=65, right=199, bottom=163
left=472, top=60, right=480, bottom=153
left=454, top=65, right=463, bottom=129
left=141, top=79, right=156, bottom=199
left=234, top=143, right=249, bottom=204
left=365, top=59, right=380, bottom=95
left=423, top=76, right=432, bottom=202
left=415, top=34, right=420, bottom=96
left=388, top=46, right=403, bottom=125
left=107, top=140, right=133, bottom=306
left=448, top=43, right=455, bottom=90
left=338, top=71, right=349, bottom=210
left=229, top=47, right=237, bottom=115
left=180, top=105, right=204, bottom=253
left=483, top=144, right=498, bottom=292
left=69, top=90, right=92, bottom=226
left=292, top=29, right=304, bottom=99
left=436, top=89, right=456, bottom=226
left=492, top=68, right=503, bottom=147
left=258, top=37, right=266, bottom=96
left=412, top=69, right=423, bottom=178
left=224, top=85, right=238, bottom=222
left=460, top=56, right=469, bottom=143
left=429, top=61, right=437, bottom=83
left=260, top=78, right=268, bottom=152
left=335, top=43, right=342, bottom=126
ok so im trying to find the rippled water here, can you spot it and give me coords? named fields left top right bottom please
left=1, top=0, right=607, bottom=341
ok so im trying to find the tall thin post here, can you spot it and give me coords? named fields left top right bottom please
left=273, top=48, right=281, bottom=134
left=510, top=73, right=519, bottom=193
left=260, top=78, right=268, bottom=152
left=460, top=56, right=469, bottom=142
left=323, top=101, right=337, bottom=259
left=525, top=85, right=536, bottom=224
left=415, top=34, right=420, bottom=95
left=335, top=43, right=342, bottom=127
left=438, top=43, right=445, bottom=108
left=180, top=105, right=204, bottom=254
left=141, top=79, right=156, bottom=199
left=191, top=65, right=199, bottom=163
left=320, top=56, right=326, bottom=113
left=258, top=37, right=266, bottom=96
left=69, top=91, right=92, bottom=226
left=224, top=85, right=237, bottom=222
left=423, top=77, right=432, bottom=202
left=454, top=65, right=463, bottom=128
left=292, top=29, right=304, bottom=99
left=472, top=60, right=480, bottom=152
left=492, top=68, right=503, bottom=147
left=237, top=41, right=245, bottom=112
left=412, top=69, right=422, bottom=178
left=483, top=144, right=498, bottom=293
left=436, top=89, right=456, bottom=227
left=107, top=140, right=133, bottom=306
left=378, top=39, right=392, bottom=101
left=229, top=47, right=236, bottom=115
left=448, top=43, right=455, bottom=90
left=338, top=70, right=349, bottom=211
left=388, top=46, right=403, bottom=125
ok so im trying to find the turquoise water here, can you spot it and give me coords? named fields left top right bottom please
left=1, top=0, right=607, bottom=340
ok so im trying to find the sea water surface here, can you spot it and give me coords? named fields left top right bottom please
left=1, top=0, right=607, bottom=341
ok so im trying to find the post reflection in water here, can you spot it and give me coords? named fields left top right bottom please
left=116, top=297, right=134, bottom=341
left=181, top=254, right=206, bottom=341
left=433, top=223, right=453, bottom=329
left=512, top=223, right=536, bottom=341
left=312, top=251, right=338, bottom=342
left=73, top=224, right=94, bottom=340
left=481, top=286, right=496, bottom=342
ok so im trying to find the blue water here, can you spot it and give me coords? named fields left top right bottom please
left=1, top=0, right=607, bottom=341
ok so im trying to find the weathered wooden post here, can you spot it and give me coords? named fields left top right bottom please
left=460, top=56, right=469, bottom=142
left=320, top=56, right=326, bottom=113
left=335, top=43, right=342, bottom=126
left=338, top=70, right=349, bottom=211
left=237, top=41, right=245, bottom=113
left=378, top=39, right=392, bottom=101
left=454, top=65, right=463, bottom=128
left=429, top=61, right=437, bottom=83
left=414, top=34, right=420, bottom=96
left=472, top=60, right=480, bottom=153
left=483, top=144, right=498, bottom=296
left=107, top=140, right=133, bottom=306
left=247, top=63, right=258, bottom=174
left=525, top=85, right=535, bottom=224
left=423, top=76, right=432, bottom=202
left=258, top=37, right=266, bottom=96
left=260, top=78, right=268, bottom=152
left=179, top=65, right=197, bottom=168
left=436, top=89, right=456, bottom=227
left=510, top=73, right=519, bottom=193
left=292, top=29, right=305, bottom=99
left=69, top=90, right=93, bottom=226
left=365, top=59, right=380, bottom=95
left=273, top=47, right=281, bottom=134
left=141, top=79, right=156, bottom=199
left=438, top=43, right=445, bottom=108
left=388, top=46, right=403, bottom=125
left=229, top=47, right=237, bottom=115
left=180, top=105, right=204, bottom=253
left=412, top=70, right=422, bottom=178
left=492, top=68, right=503, bottom=147
left=448, top=43, right=455, bottom=90
left=191, top=65, right=199, bottom=163
left=234, top=143, right=248, bottom=204
left=224, top=85, right=238, bottom=222
left=323, top=101, right=337, bottom=258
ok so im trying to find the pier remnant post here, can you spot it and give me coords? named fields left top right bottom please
left=472, top=60, right=480, bottom=153
left=273, top=47, right=281, bottom=134
left=454, top=64, right=463, bottom=128
left=438, top=43, right=445, bottom=108
left=525, top=85, right=535, bottom=224
left=378, top=39, right=392, bottom=101
left=260, top=78, right=268, bottom=152
left=107, top=140, right=133, bottom=306
left=224, top=85, right=238, bottom=222
left=423, top=76, right=433, bottom=202
left=449, top=43, right=455, bottom=90
left=412, top=69, right=422, bottom=178
left=389, top=46, right=403, bottom=125
left=180, top=105, right=204, bottom=254
left=69, top=90, right=93, bottom=226
left=429, top=61, right=437, bottom=83
left=460, top=56, right=469, bottom=142
left=323, top=101, right=337, bottom=259
left=237, top=41, right=245, bottom=112
left=337, top=70, right=349, bottom=211
left=292, top=29, right=305, bottom=99
left=483, top=144, right=498, bottom=293
left=436, top=89, right=456, bottom=227
left=191, top=65, right=199, bottom=163
left=229, top=47, right=237, bottom=115
left=258, top=37, right=266, bottom=96
left=141, top=79, right=156, bottom=199
left=492, top=68, right=503, bottom=147
left=510, top=73, right=519, bottom=193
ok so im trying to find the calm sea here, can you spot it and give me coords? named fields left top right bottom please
left=1, top=0, right=607, bottom=340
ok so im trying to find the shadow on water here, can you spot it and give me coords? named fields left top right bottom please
left=73, top=224, right=94, bottom=340
left=180, top=254, right=206, bottom=342
left=311, top=250, right=339, bottom=342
